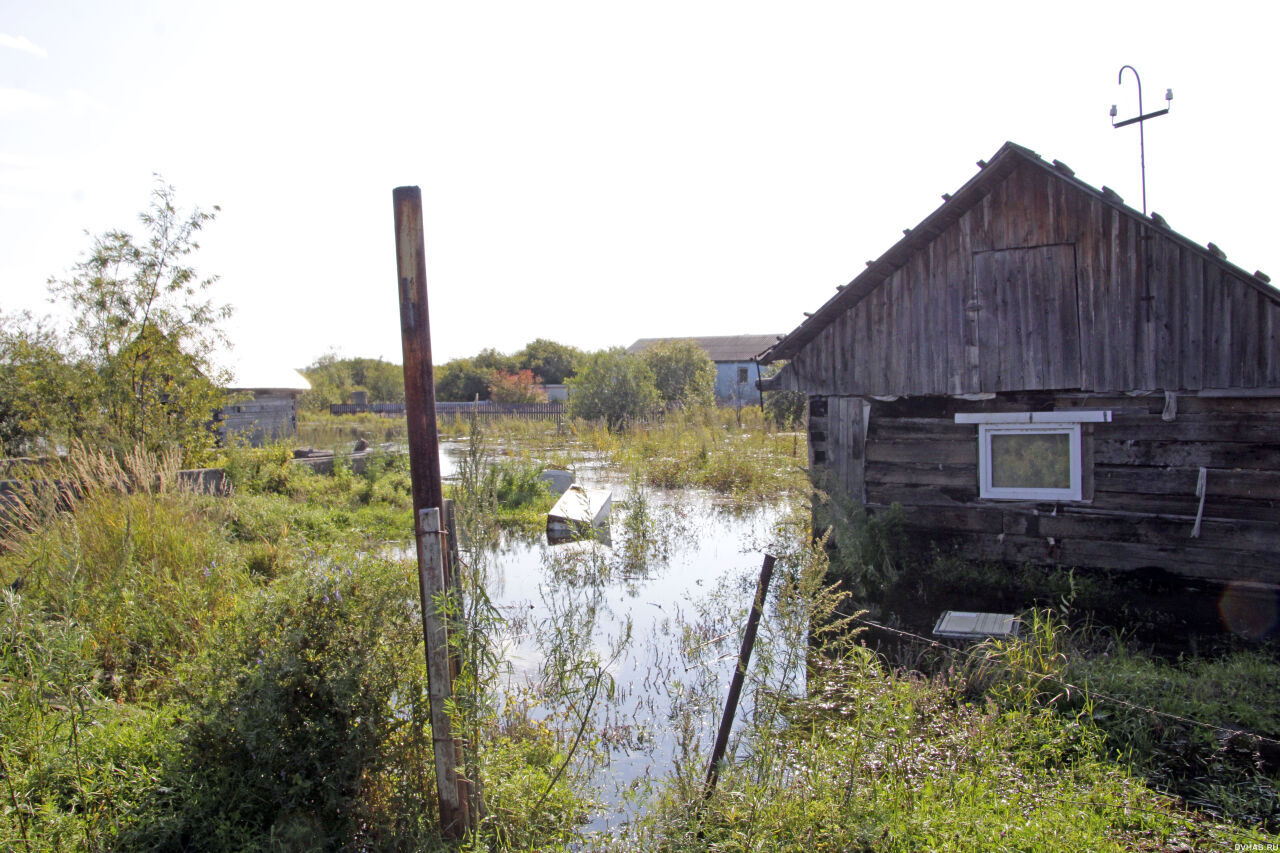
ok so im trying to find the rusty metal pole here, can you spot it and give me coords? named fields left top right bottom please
left=393, top=186, right=470, bottom=837
left=704, top=553, right=776, bottom=798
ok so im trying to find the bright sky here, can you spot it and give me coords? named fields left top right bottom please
left=3, top=2, right=1277, bottom=373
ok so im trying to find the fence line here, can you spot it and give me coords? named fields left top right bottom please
left=329, top=401, right=567, bottom=421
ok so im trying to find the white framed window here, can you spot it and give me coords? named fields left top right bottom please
left=955, top=411, right=1110, bottom=502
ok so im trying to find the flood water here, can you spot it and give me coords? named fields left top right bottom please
left=437, top=441, right=801, bottom=833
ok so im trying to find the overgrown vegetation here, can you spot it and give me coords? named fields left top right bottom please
left=0, top=443, right=584, bottom=850
left=1, top=181, right=229, bottom=463
left=605, top=407, right=807, bottom=500
left=568, top=348, right=662, bottom=428
left=639, top=339, right=716, bottom=410
left=3, top=415, right=1277, bottom=850
left=299, top=353, right=407, bottom=410
left=814, top=495, right=1280, bottom=840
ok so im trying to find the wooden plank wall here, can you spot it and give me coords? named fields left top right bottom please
left=785, top=161, right=1280, bottom=398
left=845, top=394, right=1280, bottom=584
left=217, top=397, right=298, bottom=446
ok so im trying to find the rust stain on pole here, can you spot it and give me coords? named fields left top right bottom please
left=393, top=186, right=445, bottom=523
left=393, top=186, right=470, bottom=837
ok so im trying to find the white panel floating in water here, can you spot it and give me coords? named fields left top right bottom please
left=546, top=485, right=612, bottom=544
left=932, top=611, right=1020, bottom=641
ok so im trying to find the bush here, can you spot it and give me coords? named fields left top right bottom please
left=0, top=592, right=187, bottom=850
left=761, top=362, right=805, bottom=428
left=641, top=339, right=715, bottom=409
left=124, top=557, right=440, bottom=850
left=568, top=348, right=660, bottom=429
left=0, top=447, right=245, bottom=698
left=219, top=442, right=301, bottom=495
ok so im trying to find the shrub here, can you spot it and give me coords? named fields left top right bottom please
left=568, top=348, right=660, bottom=429
left=641, top=339, right=716, bottom=409
left=219, top=442, right=301, bottom=495
left=123, top=556, right=440, bottom=850
left=488, top=369, right=547, bottom=403
left=0, top=447, right=244, bottom=698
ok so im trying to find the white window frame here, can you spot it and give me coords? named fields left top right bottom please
left=955, top=411, right=1111, bottom=502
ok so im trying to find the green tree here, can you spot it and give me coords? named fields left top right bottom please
left=473, top=347, right=518, bottom=376
left=298, top=352, right=353, bottom=410
left=40, top=179, right=230, bottom=461
left=0, top=314, right=92, bottom=455
left=568, top=348, right=659, bottom=429
left=516, top=338, right=582, bottom=385
left=349, top=357, right=404, bottom=403
left=434, top=357, right=495, bottom=402
left=300, top=355, right=406, bottom=410
left=641, top=338, right=716, bottom=409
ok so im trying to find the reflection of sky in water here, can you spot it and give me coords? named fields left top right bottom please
left=462, top=462, right=793, bottom=833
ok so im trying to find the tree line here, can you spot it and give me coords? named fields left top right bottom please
left=1, top=180, right=803, bottom=464
left=305, top=340, right=803, bottom=430
left=303, top=339, right=724, bottom=427
left=300, top=338, right=586, bottom=410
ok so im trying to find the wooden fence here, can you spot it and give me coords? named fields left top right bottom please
left=330, top=401, right=567, bottom=421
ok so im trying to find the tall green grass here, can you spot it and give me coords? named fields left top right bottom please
left=0, top=441, right=590, bottom=850
left=638, top=647, right=1265, bottom=852
left=601, top=408, right=807, bottom=499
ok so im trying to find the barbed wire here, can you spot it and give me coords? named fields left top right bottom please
left=852, top=614, right=1280, bottom=749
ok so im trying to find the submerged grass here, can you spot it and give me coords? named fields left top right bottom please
left=598, top=408, right=807, bottom=501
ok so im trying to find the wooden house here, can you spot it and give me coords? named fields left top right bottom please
left=627, top=335, right=780, bottom=403
left=760, top=142, right=1280, bottom=588
left=218, top=362, right=311, bottom=447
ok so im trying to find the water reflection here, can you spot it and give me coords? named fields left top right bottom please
left=479, top=482, right=791, bottom=831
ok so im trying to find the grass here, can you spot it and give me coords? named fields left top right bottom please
left=0, top=442, right=590, bottom=851
left=594, top=408, right=808, bottom=501
left=637, top=648, right=1264, bottom=852
left=601, top=531, right=1276, bottom=851
left=296, top=410, right=407, bottom=451
left=1062, top=637, right=1280, bottom=830
left=820, top=503, right=1280, bottom=838
left=309, top=404, right=809, bottom=502
left=4, top=429, right=1278, bottom=850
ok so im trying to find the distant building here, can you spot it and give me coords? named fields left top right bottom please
left=218, top=362, right=311, bottom=447
left=626, top=335, right=780, bottom=403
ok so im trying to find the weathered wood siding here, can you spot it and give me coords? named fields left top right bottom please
left=217, top=393, right=299, bottom=446
left=808, top=396, right=868, bottom=503
left=784, top=160, right=1280, bottom=397
left=808, top=394, right=1280, bottom=583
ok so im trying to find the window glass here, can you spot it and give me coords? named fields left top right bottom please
left=990, top=432, right=1071, bottom=489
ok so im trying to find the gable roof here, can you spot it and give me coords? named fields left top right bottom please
left=627, top=335, right=782, bottom=363
left=762, top=141, right=1278, bottom=365
left=225, top=361, right=312, bottom=392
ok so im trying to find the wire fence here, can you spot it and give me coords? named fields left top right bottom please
left=831, top=613, right=1279, bottom=844
left=329, top=401, right=568, bottom=421
left=851, top=614, right=1280, bottom=750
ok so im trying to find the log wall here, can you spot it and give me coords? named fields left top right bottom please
left=812, top=392, right=1280, bottom=584
left=216, top=393, right=299, bottom=446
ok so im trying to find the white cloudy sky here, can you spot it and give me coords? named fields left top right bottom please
left=2, top=1, right=1277, bottom=371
